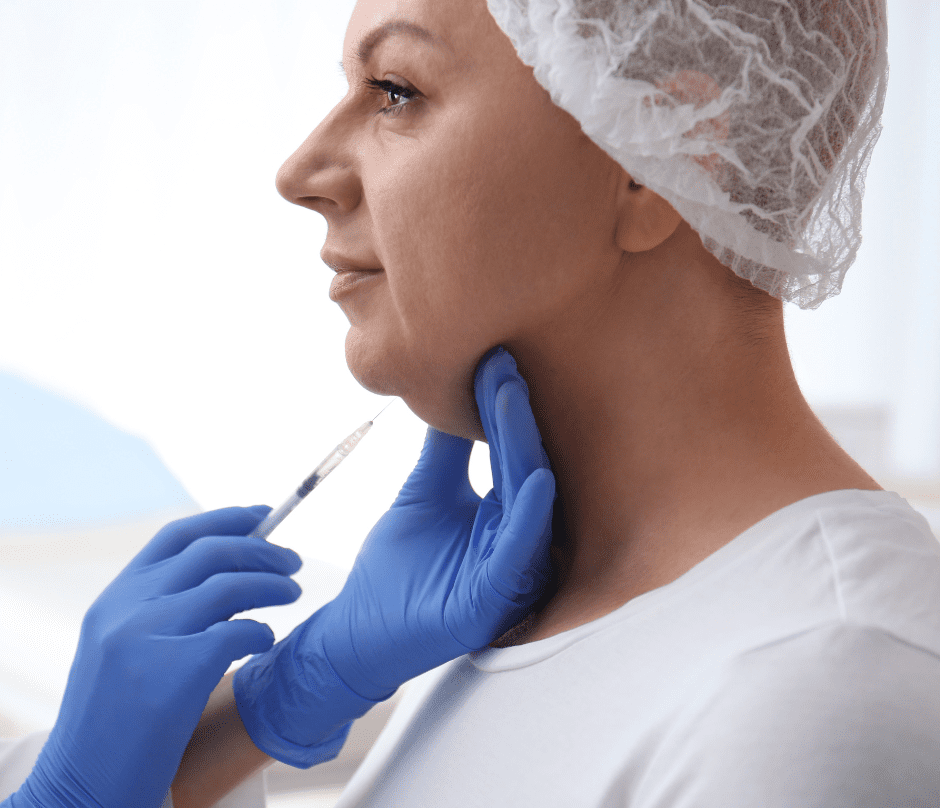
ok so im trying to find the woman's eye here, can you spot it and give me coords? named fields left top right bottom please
left=363, top=76, right=418, bottom=117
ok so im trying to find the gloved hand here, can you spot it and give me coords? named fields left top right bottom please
left=234, top=346, right=556, bottom=767
left=4, top=506, right=302, bottom=808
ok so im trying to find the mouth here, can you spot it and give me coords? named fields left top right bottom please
left=329, top=268, right=384, bottom=302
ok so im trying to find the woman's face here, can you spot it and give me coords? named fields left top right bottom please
left=277, top=0, right=627, bottom=440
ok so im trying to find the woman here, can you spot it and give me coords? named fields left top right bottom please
left=169, top=0, right=940, bottom=805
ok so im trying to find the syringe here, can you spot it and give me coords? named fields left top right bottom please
left=247, top=400, right=395, bottom=540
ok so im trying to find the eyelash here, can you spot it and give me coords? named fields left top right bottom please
left=363, top=76, right=417, bottom=117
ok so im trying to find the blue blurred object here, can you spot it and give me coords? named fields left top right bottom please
left=0, top=372, right=198, bottom=532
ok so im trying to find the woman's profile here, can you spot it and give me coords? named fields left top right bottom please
left=165, top=1, right=940, bottom=806
left=265, top=0, right=888, bottom=646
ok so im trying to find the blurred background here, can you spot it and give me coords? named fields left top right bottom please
left=1, top=0, right=938, bottom=804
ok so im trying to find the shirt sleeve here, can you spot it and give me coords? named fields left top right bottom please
left=632, top=623, right=940, bottom=808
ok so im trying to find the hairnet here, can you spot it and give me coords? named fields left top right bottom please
left=485, top=0, right=889, bottom=309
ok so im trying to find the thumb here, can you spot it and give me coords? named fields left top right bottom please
left=201, top=618, right=276, bottom=665
left=393, top=427, right=476, bottom=507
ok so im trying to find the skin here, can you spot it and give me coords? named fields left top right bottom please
left=171, top=0, right=883, bottom=802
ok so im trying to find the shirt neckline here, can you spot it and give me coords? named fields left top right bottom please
left=469, top=488, right=906, bottom=672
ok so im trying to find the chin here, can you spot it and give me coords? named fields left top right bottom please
left=344, top=329, right=486, bottom=443
left=344, top=329, right=400, bottom=398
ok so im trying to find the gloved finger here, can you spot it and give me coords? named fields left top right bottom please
left=161, top=535, right=303, bottom=594
left=195, top=618, right=277, bottom=667
left=392, top=426, right=476, bottom=508
left=474, top=347, right=548, bottom=507
left=172, top=572, right=302, bottom=634
left=132, top=505, right=273, bottom=568
left=485, top=468, right=555, bottom=603
left=493, top=378, right=549, bottom=515
left=474, top=346, right=517, bottom=450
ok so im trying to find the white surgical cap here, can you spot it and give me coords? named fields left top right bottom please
left=485, top=0, right=889, bottom=309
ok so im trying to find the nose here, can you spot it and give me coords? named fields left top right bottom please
left=274, top=107, right=360, bottom=217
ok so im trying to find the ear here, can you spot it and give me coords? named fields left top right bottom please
left=614, top=173, right=683, bottom=253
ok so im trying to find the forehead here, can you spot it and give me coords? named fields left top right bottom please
left=343, top=0, right=488, bottom=70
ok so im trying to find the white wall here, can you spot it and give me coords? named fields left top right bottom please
left=783, top=0, right=940, bottom=483
left=2, top=0, right=938, bottom=574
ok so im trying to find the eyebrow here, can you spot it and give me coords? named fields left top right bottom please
left=337, top=19, right=442, bottom=78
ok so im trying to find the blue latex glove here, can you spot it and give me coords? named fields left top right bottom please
left=3, top=506, right=302, bottom=808
left=234, top=346, right=556, bottom=767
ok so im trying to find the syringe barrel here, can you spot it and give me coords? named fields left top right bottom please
left=248, top=420, right=375, bottom=539
left=247, top=491, right=304, bottom=540
left=338, top=421, right=373, bottom=456
left=298, top=421, right=373, bottom=494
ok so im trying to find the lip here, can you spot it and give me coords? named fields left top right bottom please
left=329, top=269, right=384, bottom=302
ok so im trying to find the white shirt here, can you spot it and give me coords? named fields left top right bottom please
left=335, top=489, right=940, bottom=806
left=4, top=489, right=939, bottom=806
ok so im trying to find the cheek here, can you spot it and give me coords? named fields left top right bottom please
left=346, top=96, right=612, bottom=431
left=413, top=102, right=607, bottom=323
left=347, top=139, right=510, bottom=437
left=368, top=136, right=506, bottom=348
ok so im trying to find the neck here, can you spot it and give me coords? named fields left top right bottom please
left=502, top=272, right=881, bottom=627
